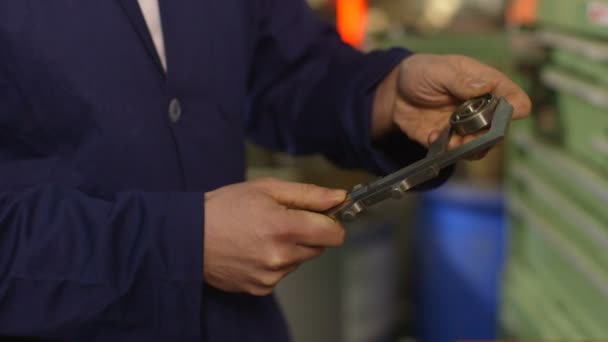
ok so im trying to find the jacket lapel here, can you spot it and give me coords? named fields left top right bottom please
left=157, top=0, right=216, bottom=96
left=116, top=0, right=166, bottom=76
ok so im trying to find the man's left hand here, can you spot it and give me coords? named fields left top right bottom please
left=372, top=54, right=532, bottom=160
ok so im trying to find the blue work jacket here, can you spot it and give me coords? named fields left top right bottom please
left=0, top=0, right=447, bottom=341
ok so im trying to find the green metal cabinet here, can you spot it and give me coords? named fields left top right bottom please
left=538, top=0, right=608, bottom=39
left=503, top=22, right=608, bottom=338
left=503, top=131, right=608, bottom=340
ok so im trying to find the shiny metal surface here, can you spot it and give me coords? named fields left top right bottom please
left=451, top=93, right=498, bottom=135
left=327, top=94, right=513, bottom=222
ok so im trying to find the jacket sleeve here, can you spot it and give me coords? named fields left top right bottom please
left=0, top=185, right=203, bottom=340
left=245, top=0, right=452, bottom=186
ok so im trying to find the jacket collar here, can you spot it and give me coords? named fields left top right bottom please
left=116, top=0, right=166, bottom=77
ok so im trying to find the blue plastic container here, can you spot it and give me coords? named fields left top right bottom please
left=414, top=184, right=506, bottom=342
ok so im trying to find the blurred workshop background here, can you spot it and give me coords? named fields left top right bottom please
left=247, top=0, right=608, bottom=341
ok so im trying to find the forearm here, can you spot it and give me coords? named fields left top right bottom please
left=0, top=184, right=203, bottom=339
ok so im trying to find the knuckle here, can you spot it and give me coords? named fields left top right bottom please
left=268, top=217, right=292, bottom=240
left=252, top=177, right=278, bottom=188
left=280, top=219, right=299, bottom=240
left=450, top=54, right=475, bottom=65
left=297, top=182, right=321, bottom=197
left=445, top=54, right=466, bottom=65
left=257, top=272, right=282, bottom=288
left=263, top=248, right=289, bottom=270
left=247, top=286, right=273, bottom=297
left=311, top=248, right=325, bottom=260
left=304, top=247, right=324, bottom=260
left=295, top=183, right=311, bottom=196
left=445, top=53, right=461, bottom=60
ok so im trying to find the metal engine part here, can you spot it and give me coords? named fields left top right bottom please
left=327, top=93, right=512, bottom=222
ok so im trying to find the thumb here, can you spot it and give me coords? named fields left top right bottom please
left=446, top=75, right=496, bottom=100
left=253, top=178, right=347, bottom=211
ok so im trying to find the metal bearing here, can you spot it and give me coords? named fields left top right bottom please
left=450, top=93, right=499, bottom=136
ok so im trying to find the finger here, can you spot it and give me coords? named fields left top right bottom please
left=447, top=135, right=463, bottom=151
left=445, top=72, right=497, bottom=101
left=493, top=77, right=532, bottom=119
left=254, top=178, right=347, bottom=211
left=248, top=286, right=274, bottom=297
left=284, top=210, right=346, bottom=248
left=273, top=244, right=325, bottom=273
left=427, top=128, right=447, bottom=147
left=462, top=130, right=495, bottom=159
left=250, top=264, right=303, bottom=296
left=466, top=149, right=490, bottom=161
left=446, top=125, right=493, bottom=152
left=462, top=62, right=531, bottom=119
left=262, top=245, right=325, bottom=271
left=446, top=58, right=531, bottom=119
left=461, top=131, right=485, bottom=145
left=292, top=246, right=325, bottom=263
left=256, top=265, right=301, bottom=287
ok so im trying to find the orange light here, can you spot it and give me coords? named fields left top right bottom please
left=336, top=0, right=368, bottom=48
left=506, top=0, right=538, bottom=25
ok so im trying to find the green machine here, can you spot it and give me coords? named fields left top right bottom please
left=502, top=0, right=608, bottom=339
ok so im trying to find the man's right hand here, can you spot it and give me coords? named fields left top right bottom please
left=203, top=178, right=347, bottom=296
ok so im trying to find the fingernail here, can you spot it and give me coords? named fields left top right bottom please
left=467, top=78, right=487, bottom=88
left=315, top=213, right=338, bottom=227
left=332, top=190, right=347, bottom=202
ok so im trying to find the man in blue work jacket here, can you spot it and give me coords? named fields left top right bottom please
left=0, top=0, right=530, bottom=341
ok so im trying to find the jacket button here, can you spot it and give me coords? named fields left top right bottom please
left=168, top=98, right=182, bottom=123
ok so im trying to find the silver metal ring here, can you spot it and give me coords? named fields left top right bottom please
left=450, top=93, right=499, bottom=136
